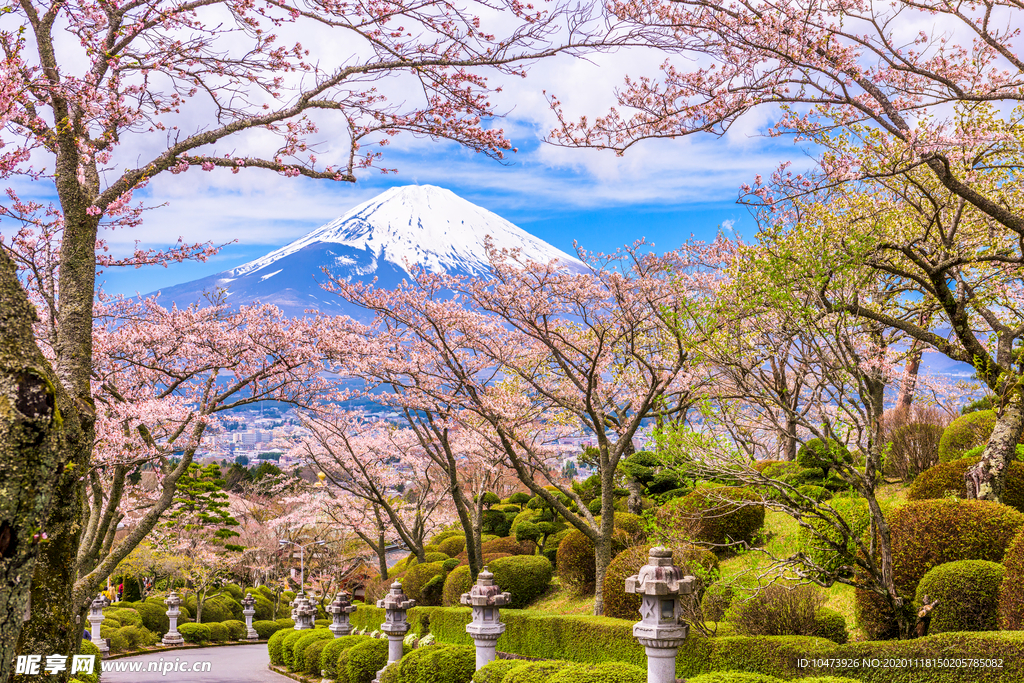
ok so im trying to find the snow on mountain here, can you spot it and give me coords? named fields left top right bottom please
left=151, top=185, right=587, bottom=317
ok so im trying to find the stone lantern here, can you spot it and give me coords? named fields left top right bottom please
left=460, top=567, right=511, bottom=670
left=291, top=591, right=317, bottom=630
left=624, top=546, right=695, bottom=683
left=162, top=591, right=184, bottom=647
left=87, top=594, right=110, bottom=656
left=242, top=593, right=259, bottom=640
left=371, top=582, right=415, bottom=683
left=327, top=591, right=357, bottom=638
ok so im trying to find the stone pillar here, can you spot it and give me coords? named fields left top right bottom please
left=162, top=591, right=184, bottom=647
left=624, top=547, right=695, bottom=683
left=460, top=567, right=511, bottom=670
left=327, top=591, right=357, bottom=638
left=371, top=582, right=415, bottom=683
left=291, top=591, right=317, bottom=630
left=242, top=592, right=258, bottom=640
left=87, top=595, right=110, bottom=657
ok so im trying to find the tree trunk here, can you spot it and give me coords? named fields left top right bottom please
left=895, top=345, right=923, bottom=412
left=0, top=250, right=67, bottom=683
left=592, top=458, right=617, bottom=616
left=966, top=392, right=1024, bottom=502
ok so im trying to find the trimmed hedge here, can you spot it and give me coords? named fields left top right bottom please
left=437, top=536, right=467, bottom=556
left=132, top=600, right=169, bottom=635
left=938, top=410, right=996, bottom=462
left=177, top=623, right=210, bottom=643
left=77, top=640, right=101, bottom=683
left=321, top=635, right=370, bottom=679
left=503, top=661, right=573, bottom=683
left=303, top=637, right=332, bottom=676
left=253, top=619, right=282, bottom=639
left=206, top=621, right=229, bottom=642
left=342, top=637, right=390, bottom=683
left=442, top=565, right=474, bottom=607
left=291, top=629, right=333, bottom=672
left=908, top=457, right=1024, bottom=513
left=687, top=674, right=784, bottom=683
left=402, top=561, right=448, bottom=605
left=387, top=644, right=474, bottom=683
left=280, top=629, right=307, bottom=668
left=472, top=659, right=526, bottom=683
left=556, top=529, right=628, bottom=593
left=799, top=496, right=872, bottom=577
left=916, top=560, right=1004, bottom=633
left=601, top=543, right=718, bottom=620
left=547, top=662, right=646, bottom=683
left=348, top=604, right=1024, bottom=682
left=481, top=536, right=536, bottom=556
left=487, top=554, right=554, bottom=609
left=656, top=486, right=765, bottom=551
left=1000, top=527, right=1024, bottom=629
left=106, top=608, right=142, bottom=628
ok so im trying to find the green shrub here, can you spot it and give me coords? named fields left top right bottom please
left=700, top=583, right=734, bottom=622
left=556, top=529, right=628, bottom=593
left=316, top=618, right=331, bottom=628
left=813, top=608, right=849, bottom=644
left=107, top=631, right=129, bottom=654
left=612, top=512, right=646, bottom=540
left=321, top=635, right=369, bottom=679
left=253, top=619, right=281, bottom=639
left=687, top=674, right=784, bottom=683
left=269, top=627, right=292, bottom=666
left=437, top=536, right=467, bottom=557
left=343, top=638, right=389, bottom=683
left=292, top=629, right=333, bottom=671
left=221, top=619, right=247, bottom=639
left=853, top=588, right=902, bottom=641
left=223, top=583, right=244, bottom=601
left=280, top=629, right=307, bottom=668
left=183, top=595, right=236, bottom=623
left=487, top=555, right=554, bottom=609
left=132, top=600, right=169, bottom=634
left=481, top=536, right=535, bottom=556
left=424, top=552, right=451, bottom=563
left=546, top=661, right=646, bottom=683
left=503, top=661, right=573, bottom=683
left=442, top=565, right=474, bottom=607
left=77, top=640, right=101, bottom=683
left=115, top=624, right=159, bottom=649
left=1000, top=527, right=1024, bottom=629
left=656, top=486, right=765, bottom=551
left=302, top=638, right=332, bottom=676
left=277, top=617, right=296, bottom=628
left=106, top=608, right=142, bottom=627
left=252, top=594, right=275, bottom=621
left=797, top=439, right=853, bottom=477
left=727, top=584, right=826, bottom=638
left=908, top=457, right=1024, bottom=513
left=178, top=623, right=210, bottom=643
left=206, top=621, right=230, bottom=642
left=403, top=561, right=448, bottom=605
left=798, top=496, right=872, bottom=577
left=431, top=529, right=464, bottom=545
left=101, top=618, right=121, bottom=630
left=471, top=659, right=526, bottom=683
left=916, top=560, right=1004, bottom=633
left=390, top=644, right=474, bottom=683
left=938, top=410, right=996, bottom=462
left=601, top=543, right=718, bottom=620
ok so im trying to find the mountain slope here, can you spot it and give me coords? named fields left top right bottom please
left=152, top=185, right=586, bottom=316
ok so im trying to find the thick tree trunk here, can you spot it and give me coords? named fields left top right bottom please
left=895, top=345, right=923, bottom=412
left=0, top=250, right=67, bottom=683
left=592, top=460, right=617, bottom=616
left=967, top=392, right=1024, bottom=502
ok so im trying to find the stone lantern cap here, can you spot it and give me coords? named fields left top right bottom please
left=329, top=591, right=357, bottom=615
left=460, top=568, right=512, bottom=608
left=91, top=594, right=110, bottom=610
left=242, top=593, right=255, bottom=608
left=377, top=582, right=415, bottom=611
left=164, top=591, right=182, bottom=608
left=625, top=547, right=695, bottom=597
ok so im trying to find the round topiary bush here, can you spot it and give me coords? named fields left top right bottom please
left=908, top=457, right=1024, bottom=513
left=938, top=410, right=996, bottom=462
left=612, top=512, right=646, bottom=540
left=343, top=637, right=389, bottom=683
left=797, top=439, right=853, bottom=476
left=276, top=617, right=296, bottom=629
left=890, top=499, right=1024, bottom=594
left=487, top=554, right=554, bottom=609
left=320, top=635, right=368, bottom=679
left=115, top=624, right=159, bottom=649
left=1000, top=527, right=1024, bottom=629
left=423, top=551, right=450, bottom=563
left=77, top=641, right=101, bottom=683
left=132, top=600, right=169, bottom=635
left=291, top=629, right=332, bottom=673
left=602, top=543, right=719, bottom=620
left=389, top=644, right=474, bottom=683
left=252, top=593, right=275, bottom=621
left=437, top=535, right=466, bottom=556
left=798, top=496, right=872, bottom=577
left=280, top=629, right=307, bottom=668
left=656, top=486, right=765, bottom=552
left=547, top=662, right=646, bottom=683
left=253, top=620, right=281, bottom=639
left=556, top=529, right=628, bottom=594
left=183, top=595, right=235, bottom=623
left=206, top=621, right=229, bottom=642
left=686, top=673, right=784, bottom=683
left=814, top=607, right=849, bottom=644
left=472, top=659, right=527, bottom=683
left=401, top=561, right=448, bottom=605
left=268, top=627, right=290, bottom=665
left=221, top=619, right=247, bottom=639
left=915, top=560, right=1004, bottom=633
left=441, top=565, right=474, bottom=607
left=481, top=536, right=536, bottom=556
left=223, top=583, right=244, bottom=601
left=107, top=607, right=143, bottom=627
left=178, top=623, right=210, bottom=644
left=503, top=661, right=573, bottom=683
left=302, top=638, right=332, bottom=676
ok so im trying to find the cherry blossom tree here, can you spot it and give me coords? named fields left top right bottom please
left=549, top=0, right=1024, bottom=502
left=325, top=244, right=715, bottom=613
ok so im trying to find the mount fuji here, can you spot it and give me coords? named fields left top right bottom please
left=151, top=185, right=587, bottom=317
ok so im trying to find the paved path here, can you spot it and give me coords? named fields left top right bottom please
left=99, top=644, right=288, bottom=683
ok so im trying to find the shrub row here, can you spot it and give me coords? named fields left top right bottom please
left=348, top=605, right=1024, bottom=682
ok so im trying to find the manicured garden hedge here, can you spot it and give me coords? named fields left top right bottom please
left=916, top=560, right=1004, bottom=633
left=601, top=543, right=718, bottom=620
left=656, top=486, right=765, bottom=551
left=347, top=605, right=1024, bottom=682
left=938, top=410, right=996, bottom=462
left=909, top=457, right=1024, bottom=513
left=555, top=529, right=628, bottom=593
